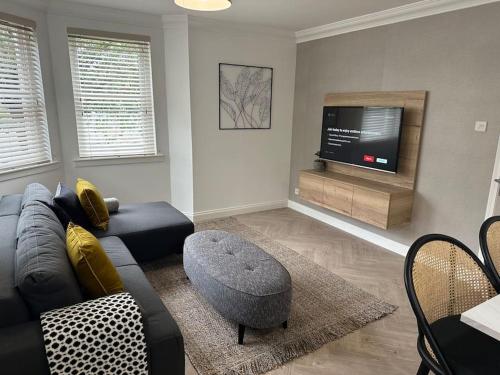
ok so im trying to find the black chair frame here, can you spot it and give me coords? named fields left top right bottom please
left=404, top=233, right=500, bottom=375
left=479, top=216, right=500, bottom=289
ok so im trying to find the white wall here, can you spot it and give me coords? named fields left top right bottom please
left=0, top=167, right=62, bottom=195
left=0, top=0, right=64, bottom=195
left=188, top=18, right=297, bottom=220
left=46, top=1, right=171, bottom=204
left=163, top=15, right=194, bottom=217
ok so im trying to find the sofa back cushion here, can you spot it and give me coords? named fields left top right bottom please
left=0, top=193, right=23, bottom=216
left=20, top=182, right=70, bottom=228
left=21, top=183, right=53, bottom=209
left=17, top=200, right=66, bottom=243
left=15, top=201, right=83, bottom=316
left=0, top=195, right=30, bottom=328
left=53, top=182, right=91, bottom=229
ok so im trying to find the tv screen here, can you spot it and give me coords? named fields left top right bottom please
left=320, top=106, right=404, bottom=173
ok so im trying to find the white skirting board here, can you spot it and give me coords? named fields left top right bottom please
left=191, top=200, right=288, bottom=223
left=186, top=199, right=482, bottom=260
left=288, top=200, right=409, bottom=257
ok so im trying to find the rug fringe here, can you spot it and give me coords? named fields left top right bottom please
left=222, top=301, right=397, bottom=375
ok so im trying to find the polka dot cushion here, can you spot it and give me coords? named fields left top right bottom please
left=41, top=293, right=148, bottom=375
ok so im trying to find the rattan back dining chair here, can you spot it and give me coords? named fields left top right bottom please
left=404, top=234, right=499, bottom=375
left=480, top=216, right=500, bottom=288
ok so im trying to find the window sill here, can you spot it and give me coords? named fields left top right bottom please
left=73, top=154, right=166, bottom=167
left=0, top=161, right=61, bottom=182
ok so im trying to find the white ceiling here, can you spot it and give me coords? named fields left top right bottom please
left=56, top=0, right=423, bottom=31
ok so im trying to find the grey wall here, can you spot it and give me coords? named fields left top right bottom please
left=290, top=3, right=500, bottom=251
left=189, top=19, right=296, bottom=217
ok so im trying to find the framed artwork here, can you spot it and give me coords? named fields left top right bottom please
left=219, top=63, right=273, bottom=130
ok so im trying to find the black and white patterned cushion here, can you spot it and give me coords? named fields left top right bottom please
left=41, top=293, right=148, bottom=375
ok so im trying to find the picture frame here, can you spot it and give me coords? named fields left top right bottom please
left=219, top=63, right=273, bottom=130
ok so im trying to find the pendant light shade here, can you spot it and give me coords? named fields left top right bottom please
left=174, top=0, right=231, bottom=11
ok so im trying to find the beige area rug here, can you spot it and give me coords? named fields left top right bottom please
left=143, top=217, right=397, bottom=375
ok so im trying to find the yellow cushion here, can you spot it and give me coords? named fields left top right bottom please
left=66, top=223, right=124, bottom=298
left=76, top=178, right=109, bottom=230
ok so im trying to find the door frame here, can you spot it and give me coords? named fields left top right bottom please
left=485, top=135, right=500, bottom=219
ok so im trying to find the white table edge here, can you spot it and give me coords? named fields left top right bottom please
left=460, top=294, right=500, bottom=342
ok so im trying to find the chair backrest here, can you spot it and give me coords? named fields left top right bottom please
left=480, top=216, right=500, bottom=287
left=404, top=234, right=498, bottom=373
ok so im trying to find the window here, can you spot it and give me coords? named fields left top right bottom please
left=0, top=13, right=51, bottom=172
left=67, top=29, right=157, bottom=159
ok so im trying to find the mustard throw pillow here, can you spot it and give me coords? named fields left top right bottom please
left=76, top=178, right=109, bottom=230
left=66, top=223, right=124, bottom=298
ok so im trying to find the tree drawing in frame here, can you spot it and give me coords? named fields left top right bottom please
left=219, top=63, right=273, bottom=129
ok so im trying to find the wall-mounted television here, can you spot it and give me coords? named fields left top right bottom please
left=319, top=106, right=404, bottom=173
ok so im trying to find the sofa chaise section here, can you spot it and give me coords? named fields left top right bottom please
left=92, top=201, right=194, bottom=261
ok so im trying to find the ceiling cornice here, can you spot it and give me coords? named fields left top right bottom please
left=295, top=0, right=499, bottom=43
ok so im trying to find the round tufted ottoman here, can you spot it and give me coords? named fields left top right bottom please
left=183, top=230, right=292, bottom=344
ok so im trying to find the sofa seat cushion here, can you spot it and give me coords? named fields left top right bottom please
left=92, top=202, right=194, bottom=261
left=15, top=202, right=83, bottom=316
left=99, top=236, right=137, bottom=268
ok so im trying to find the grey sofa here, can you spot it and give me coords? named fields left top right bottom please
left=0, top=183, right=193, bottom=375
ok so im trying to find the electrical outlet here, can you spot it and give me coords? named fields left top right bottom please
left=294, top=188, right=300, bottom=195
left=475, top=121, right=488, bottom=132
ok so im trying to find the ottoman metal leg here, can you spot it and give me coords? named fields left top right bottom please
left=282, top=321, right=288, bottom=329
left=238, top=324, right=245, bottom=345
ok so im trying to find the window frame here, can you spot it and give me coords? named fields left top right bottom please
left=0, top=12, right=53, bottom=174
left=67, top=28, right=159, bottom=161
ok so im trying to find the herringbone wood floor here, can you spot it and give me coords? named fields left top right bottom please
left=185, top=208, right=420, bottom=375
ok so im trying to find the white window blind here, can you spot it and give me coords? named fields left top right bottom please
left=67, top=30, right=157, bottom=159
left=0, top=14, right=51, bottom=172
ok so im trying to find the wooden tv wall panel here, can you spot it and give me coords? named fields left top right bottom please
left=299, top=91, right=427, bottom=229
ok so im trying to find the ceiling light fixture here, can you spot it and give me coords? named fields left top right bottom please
left=174, top=0, right=231, bottom=12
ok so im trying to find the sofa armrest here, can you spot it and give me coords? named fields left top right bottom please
left=0, top=321, right=49, bottom=375
left=146, top=312, right=185, bottom=375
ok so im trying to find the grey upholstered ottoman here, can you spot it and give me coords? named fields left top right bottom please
left=183, top=230, right=292, bottom=344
